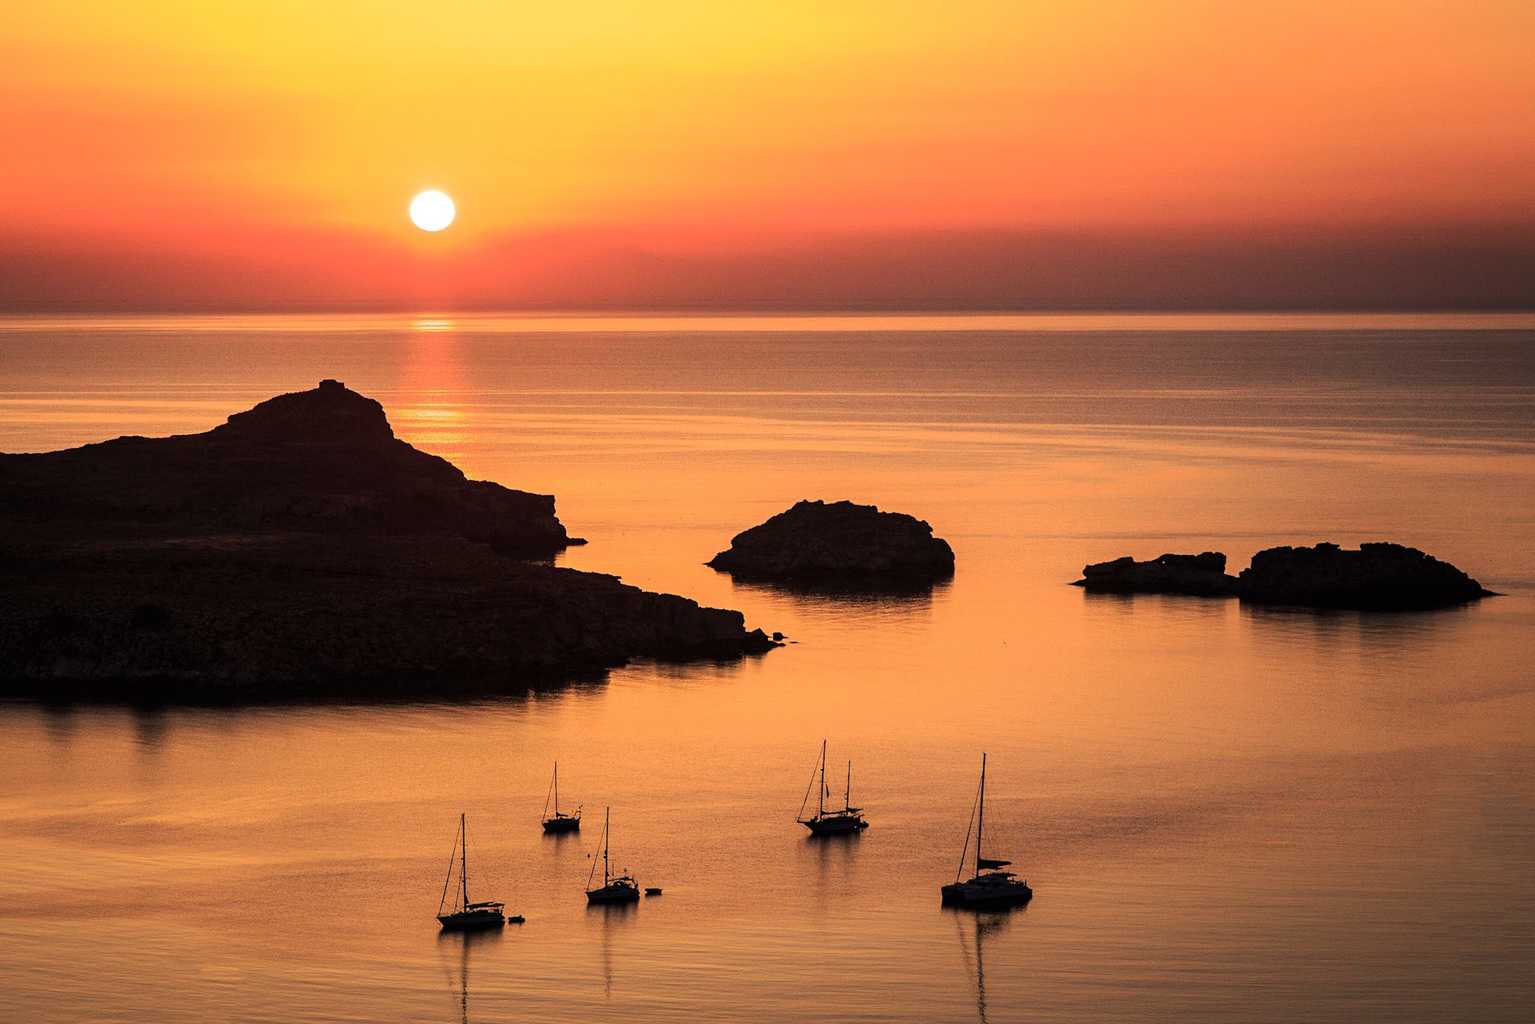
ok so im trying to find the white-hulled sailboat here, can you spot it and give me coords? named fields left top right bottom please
left=796, top=739, right=870, bottom=835
left=584, top=807, right=640, bottom=904
left=437, top=813, right=516, bottom=930
left=940, top=753, right=1033, bottom=910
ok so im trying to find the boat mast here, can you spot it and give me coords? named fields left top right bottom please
left=818, top=739, right=827, bottom=818
left=603, top=807, right=611, bottom=885
left=975, top=753, right=987, bottom=877
left=460, top=813, right=470, bottom=909
left=554, top=762, right=560, bottom=815
left=845, top=760, right=852, bottom=811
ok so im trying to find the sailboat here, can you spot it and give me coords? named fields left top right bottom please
left=797, top=739, right=870, bottom=835
left=584, top=807, right=640, bottom=904
left=436, top=813, right=513, bottom=930
left=940, top=753, right=1033, bottom=909
left=541, top=761, right=581, bottom=834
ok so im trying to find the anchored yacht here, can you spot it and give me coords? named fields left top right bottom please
left=797, top=738, right=870, bottom=835
left=940, top=754, right=1033, bottom=910
left=437, top=813, right=514, bottom=930
left=584, top=807, right=641, bottom=905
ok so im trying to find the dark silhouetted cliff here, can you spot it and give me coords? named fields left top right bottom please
left=0, top=382, right=776, bottom=702
left=0, top=379, right=575, bottom=556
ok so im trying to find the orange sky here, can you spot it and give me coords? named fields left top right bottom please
left=3, top=2, right=1533, bottom=310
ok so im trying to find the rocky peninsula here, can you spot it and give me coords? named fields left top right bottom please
left=0, top=381, right=776, bottom=702
left=707, top=499, right=955, bottom=586
left=1074, top=542, right=1494, bottom=610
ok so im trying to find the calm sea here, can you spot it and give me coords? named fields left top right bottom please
left=2, top=313, right=1533, bottom=1023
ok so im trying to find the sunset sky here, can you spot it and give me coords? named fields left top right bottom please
left=4, top=1, right=1532, bottom=311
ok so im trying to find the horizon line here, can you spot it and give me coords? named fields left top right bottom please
left=4, top=310, right=1534, bottom=334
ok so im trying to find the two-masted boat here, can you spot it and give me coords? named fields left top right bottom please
left=797, top=738, right=870, bottom=835
left=436, top=813, right=515, bottom=930
left=940, top=753, right=1033, bottom=909
left=540, top=761, right=581, bottom=834
left=584, top=807, right=641, bottom=904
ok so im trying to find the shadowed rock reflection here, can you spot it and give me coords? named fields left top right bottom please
left=41, top=705, right=76, bottom=748
left=1239, top=601, right=1462, bottom=649
left=130, top=707, right=169, bottom=753
left=732, top=575, right=952, bottom=602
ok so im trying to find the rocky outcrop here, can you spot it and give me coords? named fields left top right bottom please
left=707, top=499, right=955, bottom=585
left=0, top=382, right=777, bottom=702
left=1073, top=552, right=1237, bottom=596
left=0, top=379, right=577, bottom=557
left=1073, top=542, right=1493, bottom=610
left=1236, top=542, right=1495, bottom=610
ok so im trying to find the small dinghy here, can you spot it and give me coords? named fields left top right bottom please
left=644, top=887, right=663, bottom=896
left=436, top=813, right=511, bottom=930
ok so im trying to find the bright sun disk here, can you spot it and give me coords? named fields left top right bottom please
left=409, top=190, right=455, bottom=232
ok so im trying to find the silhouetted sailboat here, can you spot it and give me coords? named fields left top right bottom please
left=940, top=754, right=1032, bottom=909
left=584, top=807, right=640, bottom=904
left=797, top=739, right=870, bottom=835
left=541, top=761, right=581, bottom=834
left=437, top=813, right=511, bottom=930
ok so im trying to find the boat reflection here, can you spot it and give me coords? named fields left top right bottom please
left=948, top=908, right=1015, bottom=1024
left=807, top=824, right=862, bottom=896
left=586, top=898, right=636, bottom=998
left=436, top=926, right=502, bottom=1024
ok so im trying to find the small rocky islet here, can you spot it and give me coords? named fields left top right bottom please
left=1075, top=551, right=1237, bottom=597
left=0, top=380, right=777, bottom=702
left=1074, top=542, right=1494, bottom=610
left=706, top=499, right=955, bottom=587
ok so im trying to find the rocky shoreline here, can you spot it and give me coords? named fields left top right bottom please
left=0, top=382, right=777, bottom=702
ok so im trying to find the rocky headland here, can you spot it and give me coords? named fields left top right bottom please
left=1073, top=542, right=1494, bottom=610
left=0, top=381, right=777, bottom=702
left=0, top=378, right=577, bottom=557
left=706, top=499, right=955, bottom=586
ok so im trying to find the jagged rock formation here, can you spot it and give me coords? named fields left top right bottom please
left=0, top=381, right=776, bottom=701
left=1073, top=542, right=1493, bottom=610
left=1236, top=542, right=1495, bottom=610
left=707, top=499, right=955, bottom=585
left=1073, top=552, right=1237, bottom=596
left=0, top=379, right=576, bottom=556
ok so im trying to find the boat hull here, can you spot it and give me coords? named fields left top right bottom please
left=542, top=816, right=581, bottom=834
left=437, top=909, right=506, bottom=931
left=803, top=815, right=869, bottom=835
left=940, top=875, right=1033, bottom=910
left=586, top=883, right=641, bottom=905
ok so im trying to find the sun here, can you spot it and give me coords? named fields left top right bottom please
left=409, top=190, right=456, bottom=232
